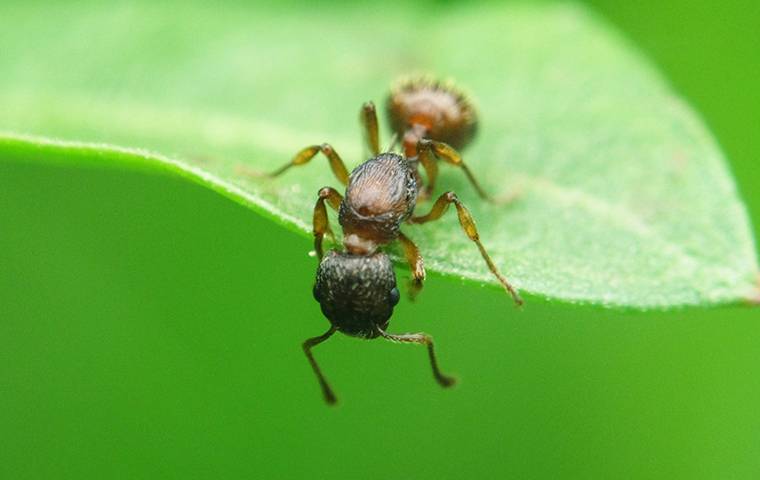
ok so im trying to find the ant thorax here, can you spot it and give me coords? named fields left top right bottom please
left=338, top=153, right=417, bottom=253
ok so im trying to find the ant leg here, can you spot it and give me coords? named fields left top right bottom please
left=376, top=326, right=456, bottom=388
left=416, top=140, right=439, bottom=200
left=303, top=326, right=338, bottom=405
left=313, top=187, right=343, bottom=261
left=360, top=101, right=380, bottom=156
left=411, top=191, right=523, bottom=306
left=397, top=232, right=426, bottom=300
left=267, top=143, right=350, bottom=186
left=419, top=139, right=492, bottom=202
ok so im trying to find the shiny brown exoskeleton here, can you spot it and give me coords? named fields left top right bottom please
left=264, top=79, right=522, bottom=405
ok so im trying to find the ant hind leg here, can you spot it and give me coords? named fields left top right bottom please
left=360, top=101, right=380, bottom=156
left=418, top=139, right=493, bottom=202
left=265, top=143, right=350, bottom=186
left=415, top=140, right=439, bottom=201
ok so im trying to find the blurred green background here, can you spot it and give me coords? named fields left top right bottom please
left=1, top=1, right=758, bottom=478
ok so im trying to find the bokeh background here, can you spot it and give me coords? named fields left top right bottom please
left=1, top=1, right=758, bottom=478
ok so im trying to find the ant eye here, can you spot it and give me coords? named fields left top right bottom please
left=313, top=284, right=321, bottom=302
left=389, top=287, right=400, bottom=306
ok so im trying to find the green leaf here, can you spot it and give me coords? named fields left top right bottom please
left=0, top=1, right=757, bottom=308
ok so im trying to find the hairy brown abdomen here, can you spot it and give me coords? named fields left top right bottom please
left=386, top=78, right=478, bottom=150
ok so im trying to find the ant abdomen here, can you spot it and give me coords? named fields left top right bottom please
left=386, top=77, right=478, bottom=154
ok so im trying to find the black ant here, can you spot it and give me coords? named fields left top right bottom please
left=265, top=78, right=522, bottom=404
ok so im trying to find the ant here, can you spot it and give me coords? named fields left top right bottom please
left=265, top=78, right=522, bottom=404
left=269, top=77, right=494, bottom=202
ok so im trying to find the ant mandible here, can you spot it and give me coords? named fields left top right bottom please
left=266, top=77, right=522, bottom=404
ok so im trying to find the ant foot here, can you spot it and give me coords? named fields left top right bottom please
left=407, top=278, right=423, bottom=302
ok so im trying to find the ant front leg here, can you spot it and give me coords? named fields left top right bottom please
left=417, top=139, right=492, bottom=202
left=397, top=232, right=425, bottom=301
left=360, top=101, right=380, bottom=156
left=376, top=326, right=456, bottom=388
left=267, top=143, right=350, bottom=186
left=313, top=187, right=343, bottom=260
left=411, top=191, right=523, bottom=306
left=303, top=326, right=338, bottom=405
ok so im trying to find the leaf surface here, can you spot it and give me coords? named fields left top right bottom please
left=0, top=1, right=757, bottom=307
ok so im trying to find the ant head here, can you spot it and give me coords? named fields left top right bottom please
left=313, top=250, right=400, bottom=338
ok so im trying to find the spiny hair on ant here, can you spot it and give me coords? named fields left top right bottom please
left=387, top=75, right=478, bottom=155
left=261, top=77, right=522, bottom=405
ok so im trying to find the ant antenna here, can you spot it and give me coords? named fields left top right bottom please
left=303, top=326, right=338, bottom=405
left=376, top=326, right=456, bottom=388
